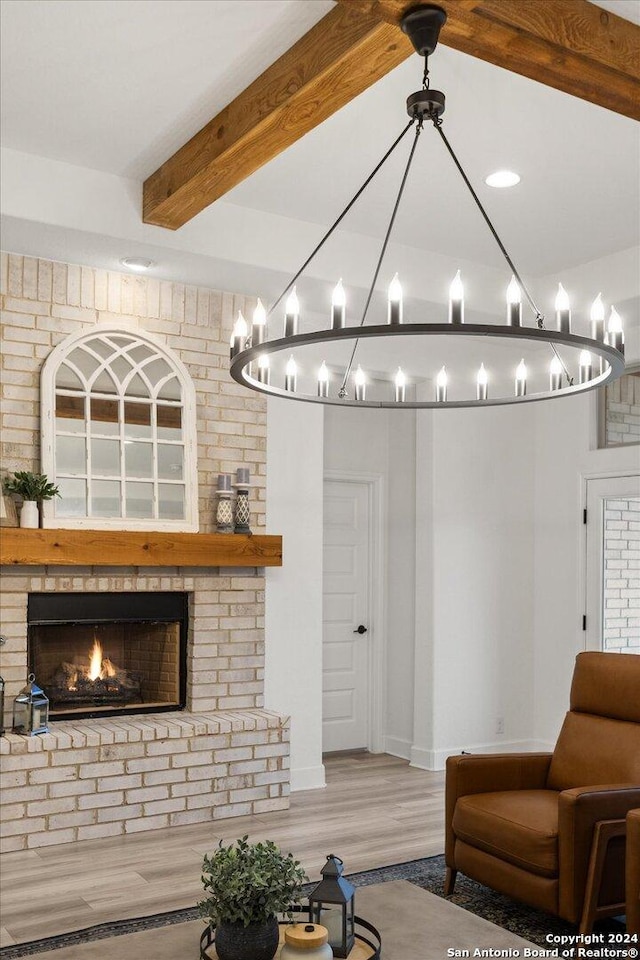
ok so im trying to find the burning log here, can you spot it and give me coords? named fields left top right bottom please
left=49, top=657, right=142, bottom=705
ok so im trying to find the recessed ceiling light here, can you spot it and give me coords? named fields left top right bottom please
left=485, top=170, right=521, bottom=188
left=120, top=257, right=155, bottom=272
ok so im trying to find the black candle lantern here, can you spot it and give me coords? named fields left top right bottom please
left=308, top=855, right=355, bottom=958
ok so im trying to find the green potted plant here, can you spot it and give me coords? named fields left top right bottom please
left=199, top=835, right=307, bottom=960
left=3, top=472, right=60, bottom=529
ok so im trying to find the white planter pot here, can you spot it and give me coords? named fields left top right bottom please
left=20, top=500, right=39, bottom=528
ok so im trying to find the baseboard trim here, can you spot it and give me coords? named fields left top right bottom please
left=383, top=736, right=412, bottom=761
left=410, top=739, right=545, bottom=771
left=290, top=764, right=326, bottom=792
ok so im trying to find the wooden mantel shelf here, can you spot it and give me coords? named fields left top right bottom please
left=0, top=528, right=282, bottom=568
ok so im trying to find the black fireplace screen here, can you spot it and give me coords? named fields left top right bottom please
left=28, top=592, right=188, bottom=720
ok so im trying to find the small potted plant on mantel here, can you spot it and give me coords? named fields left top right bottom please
left=199, top=835, right=307, bottom=960
left=3, top=472, right=60, bottom=529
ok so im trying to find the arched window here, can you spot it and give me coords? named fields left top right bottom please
left=41, top=326, right=198, bottom=531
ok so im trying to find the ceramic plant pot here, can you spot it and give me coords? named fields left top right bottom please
left=20, top=500, right=39, bottom=528
left=215, top=917, right=280, bottom=960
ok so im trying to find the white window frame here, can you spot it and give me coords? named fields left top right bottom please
left=41, top=324, right=199, bottom=531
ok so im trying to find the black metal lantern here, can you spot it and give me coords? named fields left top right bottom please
left=0, top=672, right=5, bottom=736
left=308, top=855, right=355, bottom=958
left=12, top=673, right=49, bottom=736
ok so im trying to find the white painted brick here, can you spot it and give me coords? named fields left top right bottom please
left=97, top=774, right=142, bottom=792
left=78, top=791, right=124, bottom=810
left=97, top=803, right=143, bottom=823
left=144, top=797, right=186, bottom=815
left=1, top=784, right=46, bottom=804
left=77, top=822, right=124, bottom=841
left=125, top=814, right=169, bottom=833
left=48, top=809, right=95, bottom=830
left=27, top=828, right=77, bottom=848
left=125, top=785, right=169, bottom=804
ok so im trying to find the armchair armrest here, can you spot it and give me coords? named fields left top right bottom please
left=445, top=753, right=553, bottom=866
left=558, top=784, right=640, bottom=924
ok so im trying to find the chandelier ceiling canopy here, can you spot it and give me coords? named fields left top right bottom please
left=229, top=4, right=625, bottom=409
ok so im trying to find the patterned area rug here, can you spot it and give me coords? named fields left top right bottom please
left=0, top=854, right=624, bottom=958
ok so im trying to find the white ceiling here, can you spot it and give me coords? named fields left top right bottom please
left=1, top=0, right=639, bottom=364
left=0, top=0, right=333, bottom=178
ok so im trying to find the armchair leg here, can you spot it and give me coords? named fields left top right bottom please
left=444, top=867, right=457, bottom=896
left=579, top=819, right=626, bottom=935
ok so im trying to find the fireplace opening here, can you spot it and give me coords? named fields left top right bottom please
left=28, top=593, right=188, bottom=720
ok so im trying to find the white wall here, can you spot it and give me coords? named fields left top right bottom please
left=411, top=404, right=537, bottom=768
left=265, top=397, right=326, bottom=791
left=323, top=405, right=417, bottom=759
left=532, top=390, right=640, bottom=747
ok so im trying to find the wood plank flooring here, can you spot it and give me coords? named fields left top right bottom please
left=0, top=752, right=445, bottom=947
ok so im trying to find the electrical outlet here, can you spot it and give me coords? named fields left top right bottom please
left=495, top=717, right=505, bottom=735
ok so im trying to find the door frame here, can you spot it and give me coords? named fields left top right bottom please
left=580, top=469, right=640, bottom=651
left=323, top=470, right=386, bottom=754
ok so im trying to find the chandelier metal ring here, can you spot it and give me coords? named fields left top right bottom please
left=230, top=324, right=624, bottom=409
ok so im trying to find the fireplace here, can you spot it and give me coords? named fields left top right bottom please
left=28, top=592, right=188, bottom=720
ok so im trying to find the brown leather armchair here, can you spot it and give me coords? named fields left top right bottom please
left=445, top=652, right=640, bottom=934
left=627, top=809, right=640, bottom=936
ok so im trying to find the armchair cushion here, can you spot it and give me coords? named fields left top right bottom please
left=547, top=714, right=640, bottom=791
left=453, top=790, right=559, bottom=878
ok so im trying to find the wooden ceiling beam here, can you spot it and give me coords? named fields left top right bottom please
left=337, top=0, right=640, bottom=121
left=143, top=0, right=639, bottom=230
left=142, top=5, right=413, bottom=230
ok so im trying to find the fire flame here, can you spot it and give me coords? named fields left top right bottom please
left=87, top=639, right=116, bottom=682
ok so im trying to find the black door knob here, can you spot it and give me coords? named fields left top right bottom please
left=353, top=625, right=368, bottom=634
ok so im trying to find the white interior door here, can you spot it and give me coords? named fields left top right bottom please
left=322, top=479, right=370, bottom=752
left=585, top=475, right=640, bottom=652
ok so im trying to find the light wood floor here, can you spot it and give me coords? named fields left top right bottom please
left=0, top=752, right=445, bottom=947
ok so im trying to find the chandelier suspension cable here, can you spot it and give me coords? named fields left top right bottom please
left=339, top=119, right=424, bottom=397
left=266, top=118, right=416, bottom=320
left=432, top=119, right=573, bottom=385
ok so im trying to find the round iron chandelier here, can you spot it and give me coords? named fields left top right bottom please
left=229, top=4, right=625, bottom=409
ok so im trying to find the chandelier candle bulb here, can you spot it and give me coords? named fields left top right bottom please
left=395, top=367, right=407, bottom=403
left=354, top=365, right=366, bottom=402
left=506, top=276, right=522, bottom=326
left=252, top=299, right=267, bottom=345
left=436, top=366, right=448, bottom=403
left=476, top=363, right=488, bottom=400
left=257, top=354, right=270, bottom=385
left=579, top=350, right=593, bottom=384
left=607, top=307, right=625, bottom=355
left=285, top=287, right=300, bottom=337
left=331, top=279, right=346, bottom=329
left=285, top=355, right=298, bottom=392
left=388, top=273, right=403, bottom=325
left=318, top=362, right=329, bottom=398
left=549, top=355, right=563, bottom=391
left=590, top=293, right=605, bottom=342
left=515, top=359, right=527, bottom=397
left=230, top=311, right=248, bottom=358
left=555, top=284, right=571, bottom=334
left=449, top=270, right=464, bottom=324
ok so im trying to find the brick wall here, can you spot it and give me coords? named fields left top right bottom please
left=605, top=371, right=640, bottom=446
left=603, top=497, right=640, bottom=653
left=0, top=251, right=266, bottom=528
left=0, top=253, right=290, bottom=848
